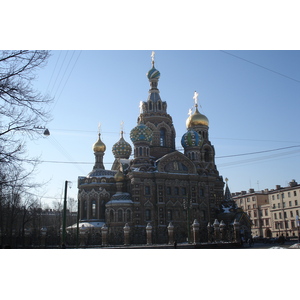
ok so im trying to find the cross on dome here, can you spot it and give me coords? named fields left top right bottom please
left=98, top=122, right=101, bottom=134
left=193, top=91, right=199, bottom=106
left=151, top=51, right=155, bottom=67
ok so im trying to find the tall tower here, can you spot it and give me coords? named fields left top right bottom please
left=138, top=51, right=176, bottom=160
left=185, top=91, right=218, bottom=176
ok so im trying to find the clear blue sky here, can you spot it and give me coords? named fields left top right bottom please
left=24, top=50, right=300, bottom=207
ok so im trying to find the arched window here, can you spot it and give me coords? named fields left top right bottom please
left=126, top=210, right=131, bottom=222
left=204, top=149, right=210, bottom=162
left=160, top=128, right=166, bottom=146
left=167, top=209, right=172, bottom=221
left=82, top=200, right=87, bottom=219
left=158, top=101, right=162, bottom=110
left=118, top=209, right=123, bottom=222
left=110, top=210, right=114, bottom=222
left=145, top=209, right=151, bottom=221
left=149, top=101, right=152, bottom=110
left=91, top=200, right=96, bottom=218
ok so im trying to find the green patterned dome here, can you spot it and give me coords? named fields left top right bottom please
left=130, top=123, right=153, bottom=143
left=181, top=129, right=202, bottom=148
left=112, top=131, right=132, bottom=158
left=147, top=67, right=160, bottom=80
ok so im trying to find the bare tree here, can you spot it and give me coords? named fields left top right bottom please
left=0, top=50, right=52, bottom=188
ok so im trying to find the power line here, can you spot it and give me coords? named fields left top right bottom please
left=220, top=50, right=300, bottom=83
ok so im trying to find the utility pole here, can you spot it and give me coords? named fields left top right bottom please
left=62, top=180, right=68, bottom=248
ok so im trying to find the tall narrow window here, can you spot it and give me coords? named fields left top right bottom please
left=83, top=200, right=87, bottom=219
left=92, top=200, right=96, bottom=218
left=145, top=209, right=151, bottom=221
left=118, top=209, right=123, bottom=222
left=160, top=128, right=166, bottom=146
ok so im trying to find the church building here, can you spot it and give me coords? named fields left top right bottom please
left=77, top=52, right=236, bottom=245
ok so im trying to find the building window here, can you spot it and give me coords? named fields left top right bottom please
left=92, top=200, right=96, bottom=218
left=272, top=195, right=275, bottom=200
left=295, top=200, right=298, bottom=206
left=182, top=187, right=187, bottom=196
left=110, top=210, right=114, bottom=222
left=252, top=197, right=255, bottom=201
left=279, top=212, right=282, bottom=219
left=284, top=212, right=287, bottom=218
left=288, top=192, right=291, bottom=197
left=265, top=209, right=268, bottom=216
left=118, top=210, right=123, bottom=222
left=174, top=187, right=179, bottom=195
left=160, top=128, right=166, bottom=146
left=274, top=213, right=277, bottom=220
left=266, top=219, right=269, bottom=226
left=167, top=210, right=172, bottom=221
left=277, top=195, right=279, bottom=199
left=278, top=203, right=280, bottom=208
left=296, top=210, right=299, bottom=216
left=290, top=211, right=294, bottom=218
left=126, top=210, right=131, bottom=222
left=272, top=204, right=276, bottom=209
left=289, top=201, right=292, bottom=207
left=253, top=204, right=256, bottom=209
left=294, top=191, right=297, bottom=196
left=167, top=187, right=171, bottom=195
left=247, top=198, right=250, bottom=202
left=145, top=186, right=151, bottom=195
left=145, top=209, right=151, bottom=221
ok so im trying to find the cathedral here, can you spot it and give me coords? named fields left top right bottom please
left=76, top=53, right=250, bottom=245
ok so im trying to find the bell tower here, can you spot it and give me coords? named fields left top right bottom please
left=138, top=51, right=176, bottom=160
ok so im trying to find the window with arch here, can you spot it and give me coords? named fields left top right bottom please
left=145, top=209, right=151, bottom=221
left=160, top=128, right=166, bottom=146
left=91, top=200, right=96, bottom=218
left=118, top=209, right=123, bottom=222
left=82, top=200, right=87, bottom=219
left=167, top=209, right=172, bottom=221
left=110, top=210, right=114, bottom=222
left=126, top=210, right=131, bottom=222
left=204, top=148, right=210, bottom=162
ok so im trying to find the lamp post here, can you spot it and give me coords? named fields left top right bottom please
left=62, top=180, right=72, bottom=248
left=183, top=198, right=192, bottom=243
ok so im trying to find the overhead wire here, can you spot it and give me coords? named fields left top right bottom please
left=220, top=50, right=300, bottom=84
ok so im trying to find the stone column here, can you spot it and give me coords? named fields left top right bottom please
left=146, top=223, right=152, bottom=245
left=192, top=219, right=200, bottom=244
left=40, top=227, right=47, bottom=248
left=219, top=220, right=226, bottom=242
left=123, top=223, right=130, bottom=246
left=233, top=219, right=240, bottom=243
left=213, top=219, right=220, bottom=242
left=101, top=224, right=108, bottom=246
left=167, top=222, right=174, bottom=245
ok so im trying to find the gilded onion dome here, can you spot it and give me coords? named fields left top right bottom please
left=93, top=133, right=106, bottom=153
left=181, top=129, right=202, bottom=148
left=114, top=168, right=125, bottom=182
left=130, top=123, right=153, bottom=143
left=112, top=131, right=132, bottom=159
left=186, top=106, right=209, bottom=128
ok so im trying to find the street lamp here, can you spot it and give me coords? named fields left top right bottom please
left=183, top=198, right=192, bottom=243
left=62, top=180, right=72, bottom=248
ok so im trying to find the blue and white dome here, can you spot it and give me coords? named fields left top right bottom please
left=146, top=67, right=160, bottom=80
left=181, top=129, right=201, bottom=148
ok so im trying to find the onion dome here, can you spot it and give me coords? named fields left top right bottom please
left=146, top=67, right=160, bottom=80
left=186, top=106, right=209, bottom=129
left=130, top=123, right=153, bottom=143
left=112, top=131, right=132, bottom=158
left=93, top=133, right=106, bottom=153
left=114, top=169, right=125, bottom=182
left=181, top=129, right=201, bottom=148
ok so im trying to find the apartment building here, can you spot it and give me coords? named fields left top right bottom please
left=233, top=180, right=300, bottom=239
